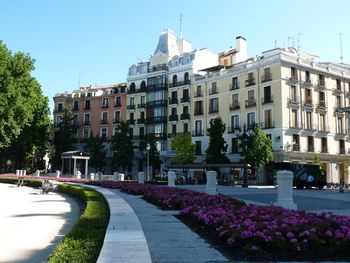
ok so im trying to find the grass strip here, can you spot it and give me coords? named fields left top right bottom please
left=48, top=184, right=110, bottom=263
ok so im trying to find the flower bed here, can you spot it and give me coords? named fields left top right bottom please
left=0, top=173, right=87, bottom=183
left=86, top=181, right=350, bottom=261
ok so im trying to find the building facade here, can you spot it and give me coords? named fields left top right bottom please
left=53, top=83, right=127, bottom=173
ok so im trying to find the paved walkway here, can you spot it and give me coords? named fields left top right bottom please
left=0, top=183, right=81, bottom=263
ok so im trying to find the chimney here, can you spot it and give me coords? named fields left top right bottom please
left=235, top=36, right=247, bottom=63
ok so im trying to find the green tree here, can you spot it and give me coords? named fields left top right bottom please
left=313, top=153, right=321, bottom=167
left=171, top=133, right=195, bottom=164
left=52, top=106, right=78, bottom=169
left=86, top=133, right=106, bottom=172
left=0, top=41, right=51, bottom=169
left=240, top=125, right=273, bottom=176
left=205, top=117, right=230, bottom=164
left=111, top=121, right=134, bottom=174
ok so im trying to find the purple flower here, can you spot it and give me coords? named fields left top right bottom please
left=287, top=232, right=294, bottom=238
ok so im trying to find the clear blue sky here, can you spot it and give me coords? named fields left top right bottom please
left=1, top=0, right=349, bottom=113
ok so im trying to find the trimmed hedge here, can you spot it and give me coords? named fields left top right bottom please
left=0, top=177, right=42, bottom=188
left=48, top=184, right=110, bottom=263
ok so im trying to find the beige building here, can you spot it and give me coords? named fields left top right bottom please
left=191, top=47, right=350, bottom=185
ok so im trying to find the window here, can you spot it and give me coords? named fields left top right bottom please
left=231, top=94, right=239, bottom=110
left=195, top=120, right=202, bottom=136
left=73, top=115, right=78, bottom=125
left=182, top=89, right=189, bottom=101
left=84, top=100, right=91, bottom=109
left=195, top=86, right=202, bottom=97
left=247, top=112, right=255, bottom=129
left=232, top=138, right=239, bottom=154
left=210, top=82, right=217, bottom=94
left=129, top=82, right=136, bottom=93
left=130, top=112, right=134, bottom=121
left=184, top=123, right=189, bottom=133
left=305, top=89, right=312, bottom=104
left=114, top=111, right=120, bottom=123
left=56, top=116, right=62, bottom=126
left=291, top=85, right=297, bottom=102
left=246, top=90, right=255, bottom=107
left=183, top=105, right=189, bottom=115
left=318, top=74, right=325, bottom=86
left=139, top=127, right=145, bottom=139
left=306, top=111, right=312, bottom=130
left=141, top=81, right=146, bottom=90
left=321, top=137, right=327, bottom=153
left=141, top=96, right=145, bottom=105
left=319, top=92, right=325, bottom=107
left=100, top=128, right=107, bottom=138
left=337, top=117, right=343, bottom=134
left=291, top=109, right=298, bottom=128
left=83, top=129, right=89, bottom=140
left=84, top=114, right=90, bottom=125
left=173, top=75, right=177, bottom=86
left=172, top=124, right=176, bottom=134
left=292, top=134, right=300, bottom=151
left=209, top=98, right=219, bottom=113
left=232, top=77, right=239, bottom=89
left=231, top=115, right=240, bottom=130
left=101, top=112, right=108, bottom=124
left=262, top=68, right=271, bottom=82
left=291, top=67, right=297, bottom=79
left=130, top=97, right=135, bottom=106
left=194, top=101, right=203, bottom=115
left=184, top=72, right=189, bottom=83
left=264, top=110, right=272, bottom=129
left=115, top=96, right=121, bottom=106
left=195, top=141, right=201, bottom=155
left=140, top=111, right=145, bottom=120
left=102, top=98, right=109, bottom=108
left=339, top=139, right=345, bottom=154
left=307, top=136, right=314, bottom=152
left=263, top=86, right=272, bottom=103
left=305, top=71, right=311, bottom=82
left=171, top=91, right=177, bottom=99
left=73, top=101, right=79, bottom=111
left=336, top=96, right=342, bottom=108
left=57, top=103, right=63, bottom=112
left=337, top=79, right=341, bottom=90
left=113, top=127, right=118, bottom=136
left=320, top=114, right=326, bottom=131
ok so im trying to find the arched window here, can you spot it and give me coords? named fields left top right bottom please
left=184, top=72, right=189, bottom=84
left=129, top=82, right=136, bottom=93
left=173, top=75, right=177, bottom=86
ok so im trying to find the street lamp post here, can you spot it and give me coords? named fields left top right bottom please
left=235, top=124, right=252, bottom=188
left=146, top=143, right=150, bottom=182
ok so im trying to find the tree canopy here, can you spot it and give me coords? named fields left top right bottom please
left=240, top=125, right=273, bottom=175
left=86, top=133, right=106, bottom=172
left=0, top=41, right=51, bottom=170
left=111, top=121, right=134, bottom=174
left=205, top=117, right=230, bottom=164
left=171, top=133, right=195, bottom=164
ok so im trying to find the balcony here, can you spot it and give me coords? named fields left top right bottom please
left=261, top=121, right=275, bottom=129
left=289, top=123, right=302, bottom=129
left=83, top=120, right=90, bottom=126
left=303, top=78, right=312, bottom=86
left=209, top=89, right=218, bottom=95
left=262, top=95, right=274, bottom=104
left=293, top=144, right=300, bottom=151
left=318, top=125, right=330, bottom=133
left=100, top=119, right=108, bottom=125
left=194, top=109, right=203, bottom=116
left=113, top=118, right=120, bottom=124
left=339, top=148, right=346, bottom=154
left=146, top=84, right=168, bottom=92
left=168, top=98, right=178, bottom=105
left=288, top=96, right=300, bottom=106
left=101, top=104, right=109, bottom=109
left=229, top=83, right=240, bottom=90
left=114, top=102, right=122, bottom=107
left=289, top=75, right=298, bottom=82
left=137, top=103, right=146, bottom=109
left=180, top=113, right=190, bottom=120
left=127, top=87, right=146, bottom=94
left=194, top=92, right=203, bottom=98
left=148, top=64, right=167, bottom=73
left=181, top=97, right=190, bottom=103
left=72, top=107, right=79, bottom=112
left=127, top=119, right=135, bottom=125
left=245, top=78, right=255, bottom=87
left=317, top=80, right=326, bottom=89
left=146, top=116, right=167, bottom=124
left=317, top=100, right=326, bottom=109
left=321, top=146, right=328, bottom=153
left=345, top=92, right=350, bottom=98
left=227, top=126, right=241, bottom=133
left=127, top=105, right=136, bottom=110
left=137, top=118, right=145, bottom=124
left=192, top=130, right=204, bottom=137
left=208, top=108, right=219, bottom=114
left=169, top=114, right=178, bottom=121
left=245, top=99, right=257, bottom=108
left=304, top=98, right=313, bottom=106
left=333, top=89, right=343, bottom=96
left=305, top=123, right=317, bottom=131
left=261, top=73, right=272, bottom=83
left=168, top=80, right=191, bottom=88
left=307, top=145, right=314, bottom=152
left=54, top=108, right=63, bottom=113
left=229, top=102, right=240, bottom=111
left=84, top=105, right=91, bottom=110
left=146, top=100, right=167, bottom=108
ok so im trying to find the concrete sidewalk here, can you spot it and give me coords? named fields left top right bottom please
left=0, top=183, right=81, bottom=263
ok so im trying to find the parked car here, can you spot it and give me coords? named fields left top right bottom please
left=273, top=162, right=327, bottom=189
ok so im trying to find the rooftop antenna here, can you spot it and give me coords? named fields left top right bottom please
left=297, top=33, right=301, bottom=52
left=179, top=14, right=184, bottom=39
left=339, top=33, right=344, bottom=64
left=274, top=40, right=277, bottom=48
